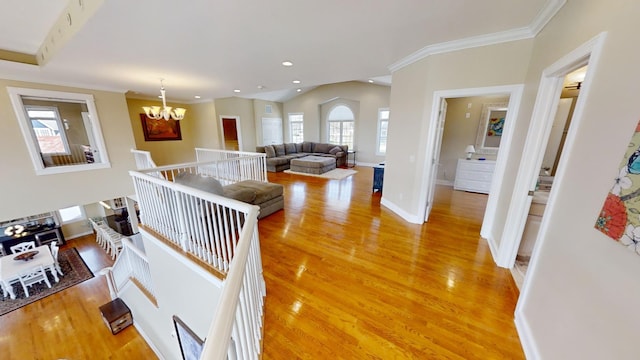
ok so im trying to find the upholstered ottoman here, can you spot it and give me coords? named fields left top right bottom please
left=290, top=156, right=336, bottom=175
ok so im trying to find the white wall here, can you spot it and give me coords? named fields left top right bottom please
left=122, top=231, right=222, bottom=359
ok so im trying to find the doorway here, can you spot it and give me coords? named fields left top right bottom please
left=220, top=116, right=241, bottom=151
left=422, top=85, right=525, bottom=258
left=497, top=33, right=607, bottom=271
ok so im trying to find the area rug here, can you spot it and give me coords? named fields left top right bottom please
left=284, top=168, right=357, bottom=180
left=0, top=248, right=94, bottom=316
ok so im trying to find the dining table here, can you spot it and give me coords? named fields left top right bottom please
left=0, top=245, right=59, bottom=299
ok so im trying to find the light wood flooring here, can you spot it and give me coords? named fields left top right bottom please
left=0, top=166, right=523, bottom=359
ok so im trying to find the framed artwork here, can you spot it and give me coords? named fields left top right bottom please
left=140, top=114, right=182, bottom=141
left=595, top=119, right=640, bottom=255
left=173, top=316, right=205, bottom=360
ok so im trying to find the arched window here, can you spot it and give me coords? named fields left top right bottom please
left=327, top=105, right=354, bottom=149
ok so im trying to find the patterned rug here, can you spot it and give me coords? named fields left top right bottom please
left=284, top=168, right=357, bottom=180
left=0, top=248, right=94, bottom=316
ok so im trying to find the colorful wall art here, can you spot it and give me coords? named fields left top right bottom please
left=595, top=120, right=640, bottom=255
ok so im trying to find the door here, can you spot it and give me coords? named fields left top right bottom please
left=425, top=99, right=448, bottom=221
left=221, top=117, right=240, bottom=150
left=262, top=117, right=283, bottom=145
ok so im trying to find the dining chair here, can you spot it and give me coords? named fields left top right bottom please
left=18, top=265, right=52, bottom=298
left=10, top=241, right=36, bottom=254
left=50, top=241, right=63, bottom=276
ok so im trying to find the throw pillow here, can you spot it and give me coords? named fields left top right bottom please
left=285, top=143, right=297, bottom=154
left=274, top=144, right=286, bottom=157
left=302, top=142, right=313, bottom=153
left=264, top=145, right=276, bottom=158
left=174, top=172, right=224, bottom=195
left=314, top=143, right=330, bottom=153
left=329, top=146, right=342, bottom=155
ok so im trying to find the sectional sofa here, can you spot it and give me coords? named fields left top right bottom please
left=256, top=142, right=348, bottom=172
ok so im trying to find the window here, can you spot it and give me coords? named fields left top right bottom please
left=289, top=113, right=304, bottom=143
left=58, top=205, right=86, bottom=224
left=7, top=87, right=110, bottom=175
left=327, top=105, right=354, bottom=149
left=377, top=108, right=390, bottom=155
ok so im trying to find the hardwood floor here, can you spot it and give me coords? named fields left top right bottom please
left=0, top=235, right=157, bottom=359
left=260, top=167, right=524, bottom=359
left=0, top=166, right=523, bottom=359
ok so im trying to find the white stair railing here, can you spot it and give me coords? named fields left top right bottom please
left=195, top=148, right=267, bottom=183
left=101, top=237, right=155, bottom=302
left=131, top=149, right=158, bottom=169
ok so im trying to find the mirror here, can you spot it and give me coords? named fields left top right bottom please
left=475, top=102, right=508, bottom=155
left=7, top=87, right=110, bottom=175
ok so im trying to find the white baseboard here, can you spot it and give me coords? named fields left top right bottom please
left=354, top=161, right=383, bottom=168
left=65, top=230, right=94, bottom=240
left=380, top=197, right=423, bottom=224
left=134, top=321, right=166, bottom=360
left=515, top=310, right=539, bottom=360
left=436, top=179, right=453, bottom=186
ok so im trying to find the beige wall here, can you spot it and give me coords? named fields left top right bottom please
left=126, top=98, right=199, bottom=165
left=191, top=101, right=221, bottom=150
left=0, top=79, right=137, bottom=222
left=214, top=97, right=257, bottom=152
left=439, top=96, right=509, bottom=182
left=283, top=81, right=390, bottom=164
left=387, top=40, right=533, bottom=219
left=512, top=1, right=640, bottom=357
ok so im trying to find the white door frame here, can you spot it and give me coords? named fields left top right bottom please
left=421, top=85, right=524, bottom=259
left=219, top=115, right=242, bottom=151
left=424, top=99, right=447, bottom=221
left=497, top=32, right=608, bottom=268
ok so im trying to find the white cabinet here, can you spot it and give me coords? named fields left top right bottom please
left=454, top=159, right=496, bottom=194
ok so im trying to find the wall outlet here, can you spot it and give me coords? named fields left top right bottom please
left=467, top=103, right=472, bottom=109
left=465, top=112, right=471, bottom=118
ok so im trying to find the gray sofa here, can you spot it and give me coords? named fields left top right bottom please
left=256, top=142, right=348, bottom=172
left=175, top=172, right=284, bottom=219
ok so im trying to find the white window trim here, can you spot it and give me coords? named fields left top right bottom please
left=26, top=105, right=72, bottom=155
left=288, top=112, right=304, bottom=143
left=7, top=87, right=111, bottom=175
left=58, top=205, right=87, bottom=225
left=326, top=104, right=355, bottom=148
left=376, top=108, right=389, bottom=156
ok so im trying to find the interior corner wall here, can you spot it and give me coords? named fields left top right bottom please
left=386, top=39, right=533, bottom=222
left=283, top=81, right=390, bottom=164
left=439, top=96, right=509, bottom=183
left=513, top=1, right=640, bottom=358
left=126, top=98, right=197, bottom=165
left=214, top=97, right=256, bottom=152
left=0, top=78, right=137, bottom=222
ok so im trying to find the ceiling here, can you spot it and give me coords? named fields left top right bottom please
left=0, top=0, right=555, bottom=103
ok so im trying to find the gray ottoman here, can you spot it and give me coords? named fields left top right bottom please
left=290, top=155, right=336, bottom=175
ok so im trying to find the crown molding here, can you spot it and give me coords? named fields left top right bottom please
left=388, top=0, right=566, bottom=73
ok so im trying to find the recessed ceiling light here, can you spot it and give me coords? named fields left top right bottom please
left=233, top=89, right=241, bottom=93
left=257, top=85, right=265, bottom=90
left=292, top=80, right=301, bottom=84
left=194, top=95, right=201, bottom=99
left=282, top=61, right=293, bottom=67
left=296, top=88, right=302, bottom=92
left=368, top=79, right=374, bottom=83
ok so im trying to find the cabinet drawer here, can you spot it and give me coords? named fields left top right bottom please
left=454, top=179, right=492, bottom=194
left=457, top=161, right=495, bottom=173
left=456, top=169, right=494, bottom=182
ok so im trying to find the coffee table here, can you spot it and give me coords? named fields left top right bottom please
left=290, top=156, right=336, bottom=175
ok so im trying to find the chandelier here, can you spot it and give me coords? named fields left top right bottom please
left=142, top=80, right=186, bottom=121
